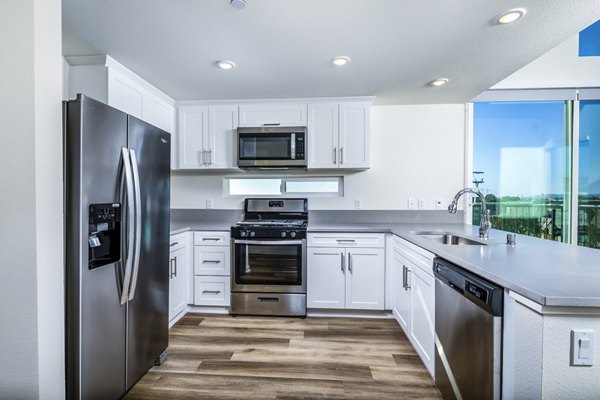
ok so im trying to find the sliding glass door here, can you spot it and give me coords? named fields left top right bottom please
left=578, top=100, right=600, bottom=249
left=472, top=101, right=573, bottom=243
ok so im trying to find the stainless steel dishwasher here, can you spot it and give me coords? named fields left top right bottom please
left=433, top=258, right=503, bottom=400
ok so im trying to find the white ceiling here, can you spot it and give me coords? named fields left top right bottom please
left=62, top=0, right=600, bottom=105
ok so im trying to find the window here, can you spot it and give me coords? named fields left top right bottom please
left=472, top=89, right=600, bottom=249
left=579, top=19, right=600, bottom=57
left=225, top=177, right=343, bottom=197
left=472, top=101, right=572, bottom=243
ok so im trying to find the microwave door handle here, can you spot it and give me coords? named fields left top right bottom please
left=290, top=133, right=295, bottom=160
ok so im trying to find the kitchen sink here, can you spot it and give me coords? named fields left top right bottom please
left=413, top=232, right=488, bottom=246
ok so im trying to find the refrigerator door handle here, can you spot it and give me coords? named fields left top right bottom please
left=128, top=148, right=143, bottom=301
left=120, top=147, right=135, bottom=305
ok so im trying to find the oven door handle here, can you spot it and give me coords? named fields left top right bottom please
left=234, top=239, right=304, bottom=245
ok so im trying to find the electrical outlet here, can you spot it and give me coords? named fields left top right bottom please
left=408, top=198, right=416, bottom=210
left=354, top=199, right=362, bottom=209
left=418, top=199, right=425, bottom=209
left=436, top=198, right=444, bottom=210
left=206, top=199, right=213, bottom=209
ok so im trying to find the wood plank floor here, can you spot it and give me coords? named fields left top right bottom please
left=125, top=314, right=442, bottom=399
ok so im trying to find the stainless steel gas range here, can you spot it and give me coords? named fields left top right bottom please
left=230, top=198, right=308, bottom=317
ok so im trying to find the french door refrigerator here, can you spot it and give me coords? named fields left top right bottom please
left=64, top=94, right=171, bottom=399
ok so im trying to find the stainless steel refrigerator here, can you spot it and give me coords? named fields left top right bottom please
left=64, top=94, right=171, bottom=399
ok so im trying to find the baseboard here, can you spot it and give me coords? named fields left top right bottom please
left=186, top=305, right=231, bottom=315
left=307, top=309, right=394, bottom=319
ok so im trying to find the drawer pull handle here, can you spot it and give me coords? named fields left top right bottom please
left=202, top=238, right=221, bottom=241
left=202, top=290, right=221, bottom=295
left=202, top=260, right=221, bottom=264
left=336, top=239, right=356, bottom=243
left=258, top=297, right=279, bottom=302
left=169, top=242, right=179, bottom=247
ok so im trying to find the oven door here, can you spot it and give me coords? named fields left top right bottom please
left=232, top=239, right=307, bottom=293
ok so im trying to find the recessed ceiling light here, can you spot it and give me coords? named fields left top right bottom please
left=332, top=56, right=351, bottom=66
left=430, top=78, right=449, bottom=87
left=498, top=8, right=526, bottom=24
left=216, top=60, right=236, bottom=70
left=230, top=0, right=247, bottom=9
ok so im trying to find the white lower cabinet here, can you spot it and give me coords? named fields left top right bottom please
left=193, top=231, right=231, bottom=307
left=392, top=236, right=435, bottom=377
left=169, top=232, right=191, bottom=323
left=307, top=233, right=385, bottom=310
left=194, top=276, right=231, bottom=306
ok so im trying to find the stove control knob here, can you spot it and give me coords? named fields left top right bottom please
left=240, top=231, right=247, bottom=237
left=250, top=231, right=256, bottom=237
left=290, top=231, right=297, bottom=238
left=281, top=231, right=287, bottom=238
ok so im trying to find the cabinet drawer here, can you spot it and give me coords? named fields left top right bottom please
left=169, top=232, right=188, bottom=251
left=194, top=276, right=231, bottom=306
left=308, top=233, right=385, bottom=248
left=194, top=246, right=230, bottom=276
left=194, top=231, right=230, bottom=246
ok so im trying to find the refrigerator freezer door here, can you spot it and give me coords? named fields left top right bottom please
left=65, top=95, right=128, bottom=399
left=125, top=116, right=171, bottom=389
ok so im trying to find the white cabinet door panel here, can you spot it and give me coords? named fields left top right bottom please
left=307, top=248, right=345, bottom=309
left=178, top=106, right=208, bottom=169
left=107, top=70, right=143, bottom=118
left=208, top=105, right=238, bottom=169
left=345, top=249, right=385, bottom=310
left=239, top=103, right=307, bottom=127
left=339, top=102, right=370, bottom=168
left=169, top=246, right=189, bottom=322
left=393, top=250, right=411, bottom=333
left=308, top=103, right=338, bottom=169
left=410, top=266, right=435, bottom=377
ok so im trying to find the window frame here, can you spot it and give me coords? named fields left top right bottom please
left=224, top=176, right=344, bottom=198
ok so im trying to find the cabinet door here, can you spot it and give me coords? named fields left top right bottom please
left=307, top=248, right=345, bottom=309
left=307, top=103, right=339, bottom=169
left=194, top=245, right=231, bottom=276
left=345, top=248, right=385, bottom=310
left=169, top=246, right=189, bottom=322
left=142, top=94, right=174, bottom=133
left=339, top=102, right=370, bottom=169
left=107, top=69, right=143, bottom=119
left=393, top=250, right=411, bottom=332
left=239, top=103, right=307, bottom=127
left=208, top=105, right=238, bottom=169
left=178, top=105, right=208, bottom=169
left=410, top=266, right=435, bottom=377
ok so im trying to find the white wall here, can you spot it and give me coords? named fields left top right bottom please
left=493, top=33, right=600, bottom=89
left=0, top=0, right=64, bottom=398
left=171, top=104, right=466, bottom=210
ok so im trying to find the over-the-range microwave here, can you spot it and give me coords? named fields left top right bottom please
left=237, top=126, right=307, bottom=169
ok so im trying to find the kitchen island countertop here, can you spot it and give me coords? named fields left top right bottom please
left=309, top=222, right=600, bottom=308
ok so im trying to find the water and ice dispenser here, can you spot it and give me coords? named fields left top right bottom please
left=88, top=203, right=121, bottom=269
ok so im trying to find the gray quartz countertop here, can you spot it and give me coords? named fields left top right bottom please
left=309, top=222, right=600, bottom=308
left=170, top=222, right=232, bottom=235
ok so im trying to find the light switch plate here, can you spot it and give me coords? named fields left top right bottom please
left=418, top=199, right=425, bottom=209
left=354, top=199, right=362, bottom=209
left=408, top=198, right=415, bottom=210
left=206, top=199, right=213, bottom=209
left=571, top=330, right=595, bottom=366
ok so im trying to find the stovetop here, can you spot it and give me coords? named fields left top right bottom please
left=235, top=219, right=307, bottom=228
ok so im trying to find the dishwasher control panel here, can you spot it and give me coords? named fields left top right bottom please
left=465, top=281, right=488, bottom=303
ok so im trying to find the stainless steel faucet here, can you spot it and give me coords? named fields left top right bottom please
left=448, top=188, right=492, bottom=239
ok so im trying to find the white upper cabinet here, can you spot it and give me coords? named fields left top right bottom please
left=238, top=103, right=307, bottom=127
left=66, top=55, right=177, bottom=167
left=177, top=105, right=238, bottom=169
left=339, top=102, right=370, bottom=169
left=307, top=103, right=339, bottom=169
left=66, top=55, right=175, bottom=133
left=208, top=105, right=238, bottom=169
left=307, top=101, right=370, bottom=169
